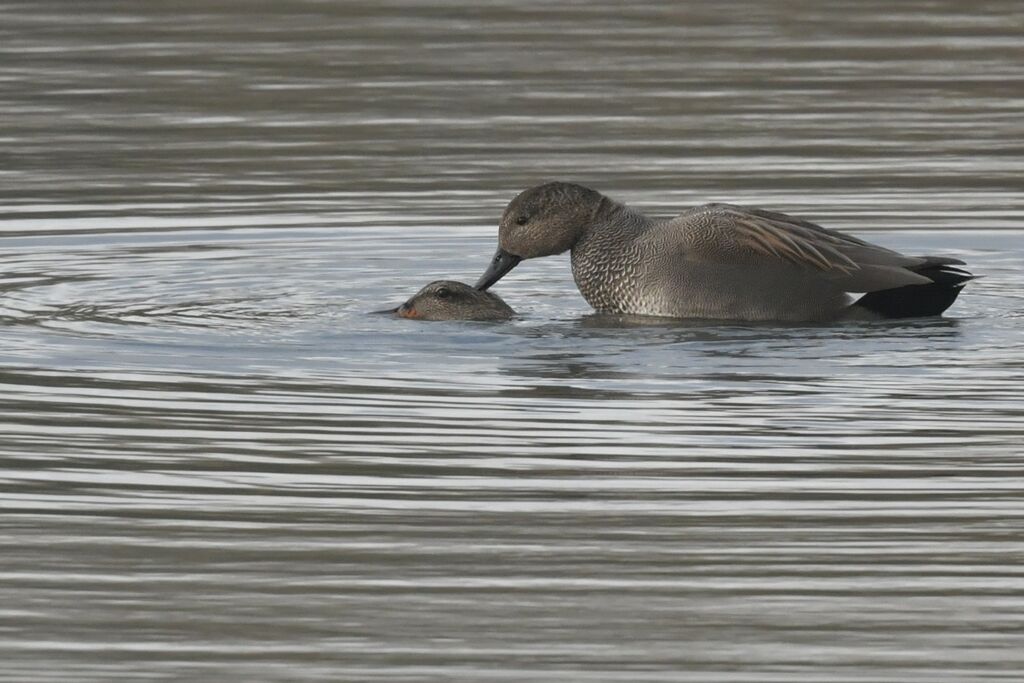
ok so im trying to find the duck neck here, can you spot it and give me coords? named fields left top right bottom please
left=570, top=197, right=651, bottom=313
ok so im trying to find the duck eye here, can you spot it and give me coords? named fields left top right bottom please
left=435, top=287, right=451, bottom=299
left=515, top=214, right=529, bottom=226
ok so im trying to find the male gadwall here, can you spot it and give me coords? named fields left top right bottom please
left=475, top=182, right=973, bottom=321
left=392, top=280, right=514, bottom=321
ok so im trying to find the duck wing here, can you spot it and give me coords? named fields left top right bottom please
left=672, top=203, right=966, bottom=292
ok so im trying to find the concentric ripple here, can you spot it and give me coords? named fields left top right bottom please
left=1, top=1, right=1023, bottom=681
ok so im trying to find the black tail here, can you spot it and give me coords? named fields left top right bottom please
left=854, top=258, right=974, bottom=318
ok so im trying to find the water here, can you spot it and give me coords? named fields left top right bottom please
left=1, top=1, right=1023, bottom=681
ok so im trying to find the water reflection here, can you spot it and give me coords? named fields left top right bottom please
left=2, top=0, right=1023, bottom=681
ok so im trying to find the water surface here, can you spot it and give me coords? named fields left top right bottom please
left=1, top=1, right=1023, bottom=681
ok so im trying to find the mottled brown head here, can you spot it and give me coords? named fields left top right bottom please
left=395, top=280, right=515, bottom=321
left=475, top=182, right=605, bottom=291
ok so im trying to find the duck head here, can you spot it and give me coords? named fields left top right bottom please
left=475, top=182, right=604, bottom=291
left=394, top=280, right=514, bottom=321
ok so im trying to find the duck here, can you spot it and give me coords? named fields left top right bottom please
left=390, top=280, right=514, bottom=321
left=474, top=182, right=973, bottom=322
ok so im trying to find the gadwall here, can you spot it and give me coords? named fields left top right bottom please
left=475, top=182, right=973, bottom=321
left=392, top=280, right=514, bottom=321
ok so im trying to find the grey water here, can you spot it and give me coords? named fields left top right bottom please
left=1, top=1, right=1023, bottom=681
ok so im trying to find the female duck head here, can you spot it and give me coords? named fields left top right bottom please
left=475, top=182, right=604, bottom=291
left=395, top=280, right=514, bottom=321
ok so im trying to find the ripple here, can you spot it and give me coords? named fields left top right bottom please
left=2, top=1, right=1024, bottom=680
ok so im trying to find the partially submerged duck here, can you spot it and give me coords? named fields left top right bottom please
left=475, top=182, right=974, bottom=322
left=392, top=280, right=514, bottom=321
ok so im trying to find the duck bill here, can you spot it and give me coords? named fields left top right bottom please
left=371, top=306, right=399, bottom=314
left=474, top=248, right=521, bottom=291
left=395, top=302, right=420, bottom=319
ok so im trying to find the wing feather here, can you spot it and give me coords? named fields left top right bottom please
left=673, top=203, right=938, bottom=292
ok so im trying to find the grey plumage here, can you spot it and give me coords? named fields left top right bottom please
left=476, top=182, right=973, bottom=322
